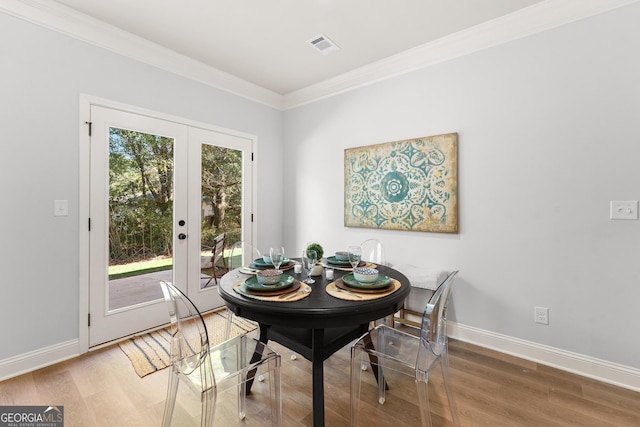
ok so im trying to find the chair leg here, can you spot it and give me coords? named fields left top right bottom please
left=236, top=338, right=248, bottom=421
left=268, top=356, right=283, bottom=427
left=369, top=330, right=390, bottom=405
left=237, top=374, right=247, bottom=421
left=201, top=387, right=216, bottom=427
left=377, top=357, right=386, bottom=404
left=162, top=368, right=180, bottom=427
left=201, top=268, right=213, bottom=287
left=360, top=333, right=389, bottom=397
left=440, top=350, right=460, bottom=426
left=350, top=346, right=364, bottom=426
left=415, top=372, right=433, bottom=427
left=225, top=307, right=233, bottom=340
left=212, top=266, right=224, bottom=285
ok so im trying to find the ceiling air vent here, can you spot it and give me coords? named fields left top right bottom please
left=307, top=34, right=340, bottom=56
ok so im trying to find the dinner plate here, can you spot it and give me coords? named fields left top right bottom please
left=238, top=279, right=301, bottom=298
left=335, top=279, right=394, bottom=294
left=325, top=256, right=352, bottom=266
left=324, top=257, right=366, bottom=268
left=243, top=274, right=294, bottom=292
left=252, top=257, right=291, bottom=267
left=249, top=261, right=295, bottom=271
left=342, top=273, right=392, bottom=289
left=250, top=261, right=294, bottom=270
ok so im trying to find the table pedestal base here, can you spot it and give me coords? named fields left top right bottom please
left=258, top=323, right=369, bottom=426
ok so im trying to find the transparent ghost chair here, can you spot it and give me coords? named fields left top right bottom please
left=159, top=281, right=282, bottom=427
left=224, top=241, right=262, bottom=339
left=350, top=271, right=459, bottom=427
left=228, top=241, right=263, bottom=271
left=360, top=238, right=387, bottom=266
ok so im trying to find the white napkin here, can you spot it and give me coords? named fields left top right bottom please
left=392, top=264, right=448, bottom=290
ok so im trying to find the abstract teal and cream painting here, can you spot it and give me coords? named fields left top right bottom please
left=344, top=133, right=458, bottom=233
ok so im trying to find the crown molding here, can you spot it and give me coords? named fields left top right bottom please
left=282, top=0, right=640, bottom=109
left=0, top=0, right=284, bottom=109
left=3, top=0, right=639, bottom=111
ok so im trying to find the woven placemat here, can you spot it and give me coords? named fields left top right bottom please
left=233, top=279, right=312, bottom=302
left=326, top=278, right=401, bottom=301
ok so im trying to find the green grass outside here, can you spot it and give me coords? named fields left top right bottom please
left=108, top=249, right=239, bottom=280
left=109, top=258, right=174, bottom=280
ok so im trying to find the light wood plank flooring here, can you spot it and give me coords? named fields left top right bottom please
left=1, top=334, right=639, bottom=426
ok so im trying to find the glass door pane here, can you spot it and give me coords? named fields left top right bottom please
left=200, top=144, right=243, bottom=290
left=108, top=128, right=174, bottom=310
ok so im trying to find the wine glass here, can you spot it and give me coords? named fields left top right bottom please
left=302, top=249, right=317, bottom=284
left=270, top=246, right=285, bottom=272
left=348, top=245, right=362, bottom=270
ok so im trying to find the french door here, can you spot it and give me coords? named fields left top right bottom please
left=88, top=104, right=253, bottom=347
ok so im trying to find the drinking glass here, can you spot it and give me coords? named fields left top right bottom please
left=348, top=245, right=362, bottom=270
left=302, top=249, right=317, bottom=284
left=270, top=246, right=285, bottom=271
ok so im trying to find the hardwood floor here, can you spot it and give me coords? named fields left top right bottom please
left=1, top=334, right=639, bottom=426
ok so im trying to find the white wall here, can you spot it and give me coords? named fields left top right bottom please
left=0, top=12, right=284, bottom=361
left=2, top=0, right=640, bottom=390
left=284, top=2, right=640, bottom=375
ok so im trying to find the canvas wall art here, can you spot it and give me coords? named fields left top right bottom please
left=344, top=133, right=458, bottom=233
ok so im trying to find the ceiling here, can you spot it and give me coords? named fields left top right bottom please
left=4, top=0, right=636, bottom=108
left=51, top=0, right=544, bottom=95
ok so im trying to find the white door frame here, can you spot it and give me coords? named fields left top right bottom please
left=78, top=94, right=258, bottom=351
left=89, top=105, right=189, bottom=346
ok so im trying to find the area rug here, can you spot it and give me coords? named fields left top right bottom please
left=119, top=309, right=257, bottom=377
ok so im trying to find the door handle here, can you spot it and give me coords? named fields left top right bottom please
left=178, top=233, right=187, bottom=240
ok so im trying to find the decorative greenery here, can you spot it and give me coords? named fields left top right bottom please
left=306, top=242, right=324, bottom=259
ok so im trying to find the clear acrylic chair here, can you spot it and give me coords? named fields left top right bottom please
left=228, top=241, right=263, bottom=271
left=350, top=271, right=459, bottom=427
left=159, top=281, right=282, bottom=427
left=360, top=238, right=387, bottom=266
left=224, top=241, right=262, bottom=339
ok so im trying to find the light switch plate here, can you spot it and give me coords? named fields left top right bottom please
left=610, top=200, right=638, bottom=220
left=54, top=200, right=69, bottom=217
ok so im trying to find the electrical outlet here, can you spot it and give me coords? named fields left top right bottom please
left=534, top=306, right=549, bottom=325
left=610, top=200, right=638, bottom=220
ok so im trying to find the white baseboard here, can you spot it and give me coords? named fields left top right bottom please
left=0, top=340, right=80, bottom=382
left=448, top=321, right=640, bottom=392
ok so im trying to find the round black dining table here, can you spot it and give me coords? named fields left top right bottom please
left=218, top=262, right=410, bottom=427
